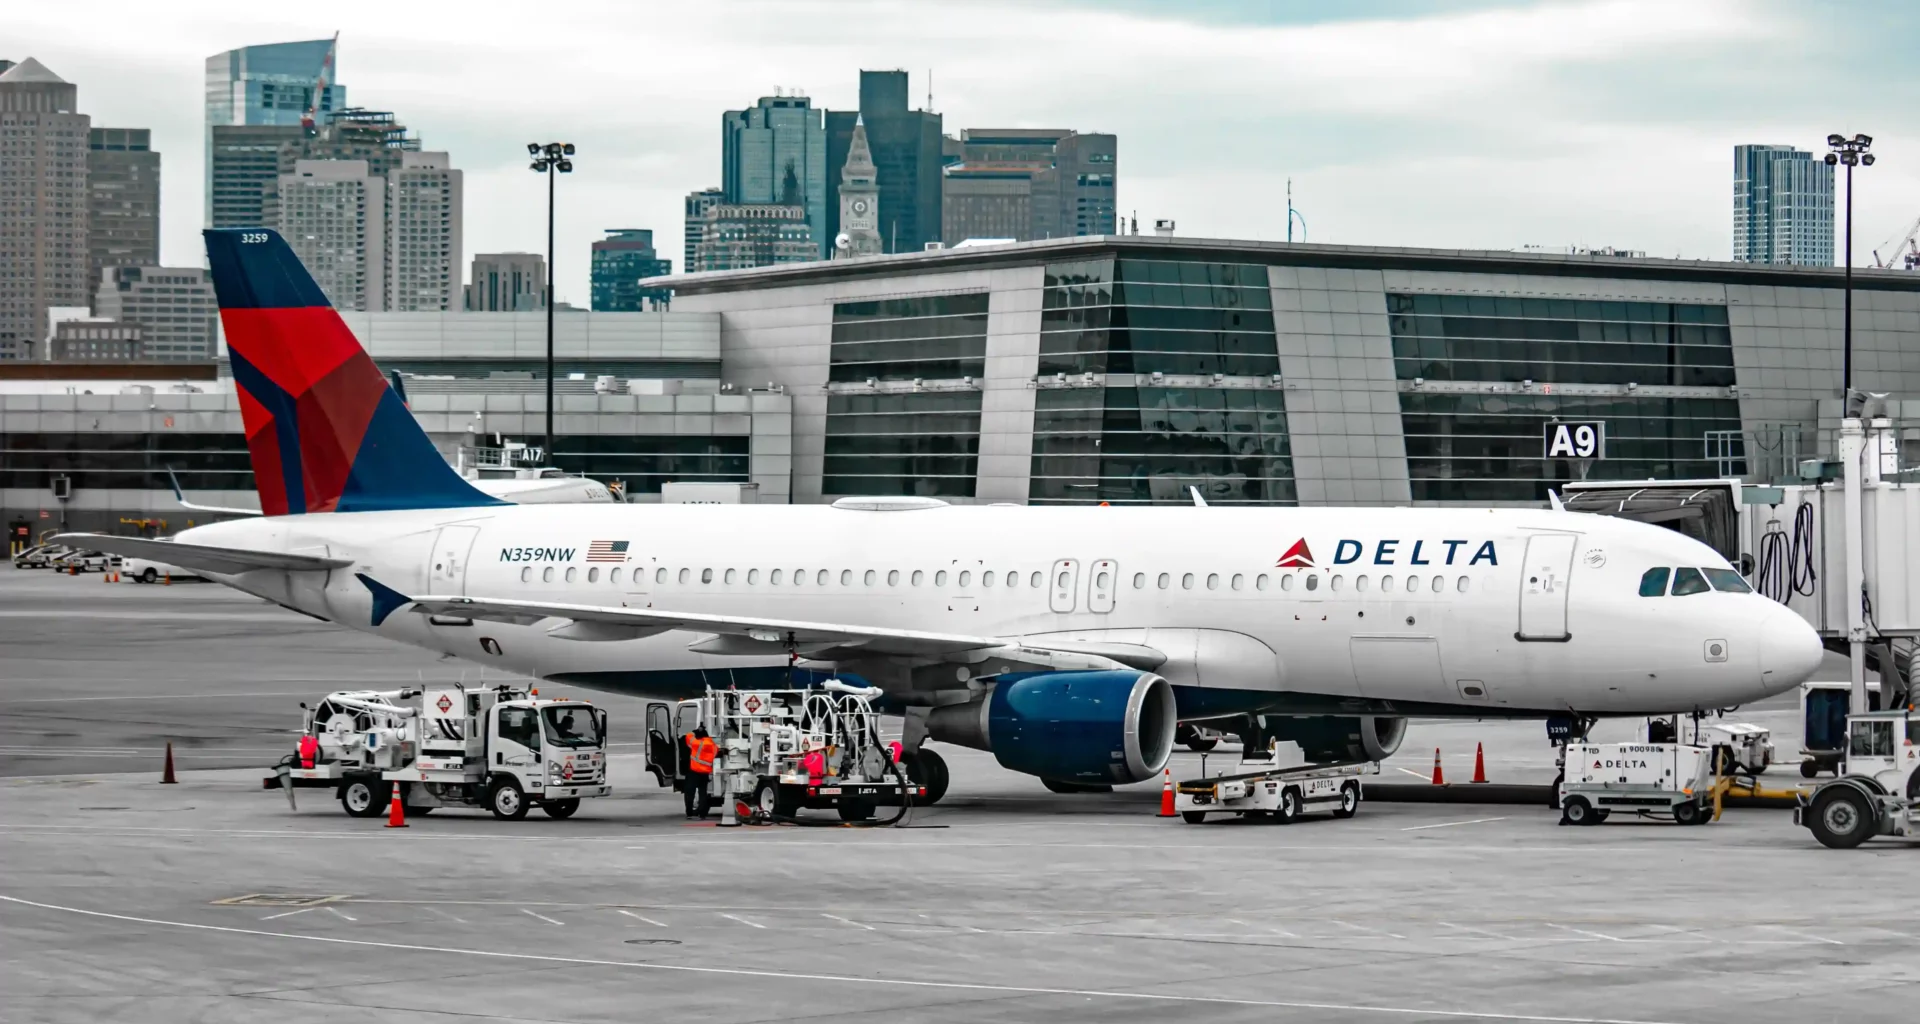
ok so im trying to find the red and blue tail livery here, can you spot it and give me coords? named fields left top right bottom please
left=204, top=228, right=503, bottom=515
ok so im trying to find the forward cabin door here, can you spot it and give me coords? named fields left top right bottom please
left=427, top=524, right=482, bottom=596
left=1049, top=558, right=1081, bottom=614
left=1516, top=533, right=1577, bottom=641
left=1086, top=559, right=1118, bottom=614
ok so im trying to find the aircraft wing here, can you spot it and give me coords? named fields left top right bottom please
left=404, top=592, right=1005, bottom=657
left=49, top=533, right=351, bottom=575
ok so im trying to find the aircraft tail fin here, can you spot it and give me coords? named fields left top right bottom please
left=203, top=228, right=503, bottom=514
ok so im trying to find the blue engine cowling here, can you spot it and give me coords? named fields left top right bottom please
left=925, top=670, right=1177, bottom=784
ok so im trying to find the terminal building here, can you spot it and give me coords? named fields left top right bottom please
left=3, top=235, right=1916, bottom=532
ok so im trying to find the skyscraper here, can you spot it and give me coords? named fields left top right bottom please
left=941, top=129, right=1118, bottom=244
left=827, top=71, right=942, bottom=254
left=86, top=127, right=161, bottom=302
left=94, top=266, right=218, bottom=360
left=835, top=118, right=882, bottom=259
left=203, top=38, right=348, bottom=226
left=723, top=94, right=828, bottom=258
left=466, top=253, right=546, bottom=311
left=590, top=230, right=671, bottom=311
left=277, top=159, right=385, bottom=311
left=0, top=58, right=90, bottom=360
left=683, top=187, right=724, bottom=270
left=692, top=204, right=816, bottom=272
left=385, top=151, right=462, bottom=312
left=208, top=124, right=302, bottom=229
left=1734, top=144, right=1834, bottom=267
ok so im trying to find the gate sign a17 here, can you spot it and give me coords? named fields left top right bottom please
left=1544, top=421, right=1606, bottom=459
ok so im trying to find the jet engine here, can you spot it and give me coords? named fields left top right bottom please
left=925, top=670, right=1177, bottom=784
left=1265, top=715, right=1407, bottom=763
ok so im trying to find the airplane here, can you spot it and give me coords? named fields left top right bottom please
left=56, top=228, right=1827, bottom=804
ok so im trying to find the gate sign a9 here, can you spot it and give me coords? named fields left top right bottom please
left=1544, top=421, right=1605, bottom=460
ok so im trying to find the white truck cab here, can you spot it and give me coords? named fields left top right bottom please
left=1798, top=709, right=1920, bottom=848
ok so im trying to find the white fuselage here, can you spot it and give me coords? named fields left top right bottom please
left=178, top=503, right=1823, bottom=719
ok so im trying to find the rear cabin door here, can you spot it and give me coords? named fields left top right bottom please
left=1516, top=533, right=1577, bottom=641
left=1049, top=558, right=1081, bottom=614
left=427, top=524, right=482, bottom=595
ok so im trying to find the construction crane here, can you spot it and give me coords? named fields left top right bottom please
left=300, top=32, right=340, bottom=137
left=1871, top=215, right=1919, bottom=270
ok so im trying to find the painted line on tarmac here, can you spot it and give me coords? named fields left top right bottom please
left=521, top=908, right=565, bottom=927
left=617, top=910, right=666, bottom=927
left=0, top=894, right=1705, bottom=1024
left=1401, top=817, right=1508, bottom=831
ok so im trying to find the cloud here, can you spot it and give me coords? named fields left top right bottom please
left=8, top=0, right=1915, bottom=303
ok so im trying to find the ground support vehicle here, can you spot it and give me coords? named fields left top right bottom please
left=264, top=684, right=609, bottom=820
left=1796, top=709, right=1919, bottom=849
left=11, top=544, right=72, bottom=569
left=1559, top=743, right=1717, bottom=825
left=643, top=684, right=921, bottom=823
left=1174, top=748, right=1377, bottom=824
left=1695, top=721, right=1775, bottom=776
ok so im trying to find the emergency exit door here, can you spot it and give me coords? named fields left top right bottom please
left=428, top=525, right=481, bottom=595
left=1087, top=559, right=1118, bottom=613
left=1516, top=533, right=1576, bottom=641
left=1049, top=559, right=1080, bottom=614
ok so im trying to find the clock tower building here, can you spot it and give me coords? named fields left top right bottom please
left=833, top=116, right=883, bottom=259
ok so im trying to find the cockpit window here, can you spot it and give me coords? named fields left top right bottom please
left=1638, top=568, right=1670, bottom=597
left=1670, top=567, right=1710, bottom=596
left=1701, top=568, right=1752, bottom=594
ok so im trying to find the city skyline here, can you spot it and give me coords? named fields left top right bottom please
left=7, top=0, right=1915, bottom=305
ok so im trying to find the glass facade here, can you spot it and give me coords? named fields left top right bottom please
left=548, top=435, right=749, bottom=495
left=830, top=294, right=988, bottom=382
left=1401, top=393, right=1744, bottom=502
left=1030, top=386, right=1295, bottom=505
left=1, top=433, right=252, bottom=491
left=1041, top=258, right=1277, bottom=377
left=824, top=392, right=981, bottom=497
left=1387, top=294, right=1736, bottom=387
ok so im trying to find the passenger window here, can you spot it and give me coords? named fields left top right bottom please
left=1671, top=567, right=1710, bottom=596
left=724, top=568, right=737, bottom=584
left=542, top=567, right=555, bottom=583
left=520, top=566, right=531, bottom=583
left=771, top=569, right=784, bottom=585
left=958, top=571, right=972, bottom=588
left=1638, top=567, right=1669, bottom=597
left=677, top=568, right=689, bottom=584
left=840, top=570, right=852, bottom=586
left=1158, top=573, right=1170, bottom=589
left=983, top=571, right=996, bottom=588
left=911, top=570, right=924, bottom=586
left=1280, top=574, right=1294, bottom=592
left=588, top=567, right=600, bottom=583
left=1231, top=574, right=1244, bottom=591
left=701, top=568, right=713, bottom=584
left=1206, top=573, right=1219, bottom=590
left=794, top=568, right=806, bottom=584
left=564, top=567, right=577, bottom=583
left=1380, top=575, right=1395, bottom=593
left=1004, top=571, right=1017, bottom=587
left=1355, top=575, right=1370, bottom=592
left=1056, top=571, right=1069, bottom=589
left=1431, top=575, right=1444, bottom=593
left=1456, top=575, right=1468, bottom=592
left=887, top=570, right=899, bottom=586
left=1305, top=574, right=1319, bottom=591
left=655, top=567, right=667, bottom=584
left=1405, top=575, right=1420, bottom=593
left=1133, top=573, right=1146, bottom=589
left=935, top=570, right=948, bottom=586
left=747, top=569, right=759, bottom=585
left=1181, top=573, right=1195, bottom=590
left=1030, top=571, right=1043, bottom=588
left=1702, top=568, right=1752, bottom=594
left=816, top=570, right=828, bottom=585
left=1255, top=574, right=1269, bottom=591
left=611, top=567, right=623, bottom=584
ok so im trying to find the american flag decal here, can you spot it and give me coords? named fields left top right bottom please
left=586, top=540, right=630, bottom=562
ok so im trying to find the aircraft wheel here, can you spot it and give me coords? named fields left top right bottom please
left=1807, top=786, right=1875, bottom=849
left=541, top=799, right=580, bottom=819
left=905, top=748, right=949, bottom=806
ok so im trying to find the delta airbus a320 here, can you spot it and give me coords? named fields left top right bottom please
left=58, top=229, right=1825, bottom=803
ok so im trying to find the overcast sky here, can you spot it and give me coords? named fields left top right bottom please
left=12, top=0, right=1917, bottom=304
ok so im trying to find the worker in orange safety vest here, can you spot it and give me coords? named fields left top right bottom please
left=683, top=727, right=717, bottom=818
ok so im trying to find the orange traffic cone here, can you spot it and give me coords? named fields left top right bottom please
left=161, top=742, right=177, bottom=784
left=1157, top=767, right=1177, bottom=817
left=385, top=782, right=408, bottom=828
left=163, top=572, right=171, bottom=585
left=1471, top=743, right=1488, bottom=784
left=1430, top=747, right=1445, bottom=786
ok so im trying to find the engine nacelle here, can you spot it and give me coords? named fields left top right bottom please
left=925, top=670, right=1177, bottom=784
left=1264, top=715, right=1407, bottom=763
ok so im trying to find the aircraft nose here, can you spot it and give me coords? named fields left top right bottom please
left=1757, top=603, right=1823, bottom=695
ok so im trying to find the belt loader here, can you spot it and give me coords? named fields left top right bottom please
left=264, top=684, right=611, bottom=821
left=1174, top=741, right=1377, bottom=824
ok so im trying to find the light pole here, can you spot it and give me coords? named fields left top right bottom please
left=1824, top=133, right=1873, bottom=402
left=528, top=142, right=575, bottom=465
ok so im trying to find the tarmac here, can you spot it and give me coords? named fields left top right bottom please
left=2, top=567, right=1914, bottom=1024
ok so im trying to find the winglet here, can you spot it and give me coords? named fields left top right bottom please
left=355, top=573, right=412, bottom=627
left=1189, top=485, right=1208, bottom=508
